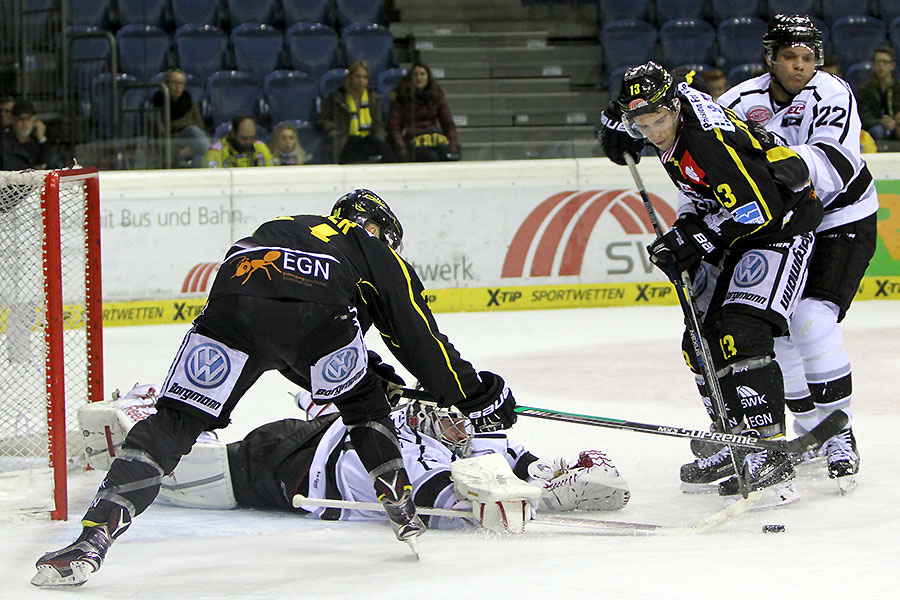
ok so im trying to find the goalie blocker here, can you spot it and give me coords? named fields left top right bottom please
left=78, top=384, right=630, bottom=533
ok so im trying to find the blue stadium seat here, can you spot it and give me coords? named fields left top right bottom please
left=765, top=0, right=817, bottom=21
left=710, top=0, right=761, bottom=24
left=654, top=0, right=707, bottom=25
left=66, top=0, right=111, bottom=28
left=175, top=24, right=229, bottom=82
left=376, top=66, right=408, bottom=119
left=881, top=0, right=900, bottom=25
left=607, top=65, right=630, bottom=101
left=659, top=18, right=716, bottom=71
left=318, top=67, right=349, bottom=97
left=116, top=24, right=171, bottom=81
left=264, top=70, right=319, bottom=125
left=335, top=0, right=387, bottom=30
left=206, top=70, right=263, bottom=125
left=844, top=61, right=874, bottom=96
left=23, top=0, right=56, bottom=45
left=286, top=22, right=340, bottom=79
left=67, top=26, right=113, bottom=93
left=225, top=0, right=279, bottom=27
left=171, top=0, right=219, bottom=28
left=726, top=62, right=765, bottom=86
left=117, top=0, right=168, bottom=28
left=824, top=1, right=872, bottom=26
left=599, top=19, right=657, bottom=80
left=90, top=72, right=138, bottom=139
left=341, top=22, right=395, bottom=81
left=231, top=24, right=284, bottom=82
left=717, top=17, right=767, bottom=72
left=599, top=0, right=651, bottom=23
left=890, top=17, right=900, bottom=64
left=283, top=0, right=333, bottom=27
left=831, top=15, right=886, bottom=72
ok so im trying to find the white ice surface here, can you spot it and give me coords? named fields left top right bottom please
left=2, top=302, right=899, bottom=599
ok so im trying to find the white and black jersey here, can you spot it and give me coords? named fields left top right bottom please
left=718, top=71, right=878, bottom=232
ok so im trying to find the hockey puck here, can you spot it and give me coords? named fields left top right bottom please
left=762, top=524, right=785, bottom=533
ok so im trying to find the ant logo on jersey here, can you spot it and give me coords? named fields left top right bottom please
left=734, top=251, right=768, bottom=287
left=231, top=250, right=283, bottom=284
left=184, top=343, right=231, bottom=388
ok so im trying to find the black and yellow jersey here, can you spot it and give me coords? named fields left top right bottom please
left=659, top=82, right=822, bottom=249
left=206, top=213, right=482, bottom=405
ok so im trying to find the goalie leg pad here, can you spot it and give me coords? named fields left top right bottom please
left=451, top=453, right=540, bottom=534
left=157, top=434, right=237, bottom=510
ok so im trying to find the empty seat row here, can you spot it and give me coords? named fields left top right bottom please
left=68, top=21, right=395, bottom=87
left=67, top=0, right=385, bottom=33
left=597, top=0, right=889, bottom=26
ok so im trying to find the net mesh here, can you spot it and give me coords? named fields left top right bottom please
left=0, top=171, right=92, bottom=477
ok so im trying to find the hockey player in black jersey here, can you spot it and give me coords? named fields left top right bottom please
left=604, top=61, right=823, bottom=507
left=31, top=189, right=519, bottom=588
left=717, top=14, right=875, bottom=492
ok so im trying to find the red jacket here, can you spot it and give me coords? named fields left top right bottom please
left=387, top=94, right=459, bottom=155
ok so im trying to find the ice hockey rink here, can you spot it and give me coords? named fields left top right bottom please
left=2, top=301, right=899, bottom=599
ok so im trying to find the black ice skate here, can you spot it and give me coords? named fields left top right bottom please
left=823, top=428, right=859, bottom=494
left=680, top=446, right=735, bottom=493
left=718, top=447, right=798, bottom=509
left=374, top=471, right=425, bottom=557
left=31, top=525, right=113, bottom=588
left=689, top=423, right=727, bottom=459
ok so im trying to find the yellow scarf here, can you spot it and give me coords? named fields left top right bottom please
left=347, top=89, right=372, bottom=137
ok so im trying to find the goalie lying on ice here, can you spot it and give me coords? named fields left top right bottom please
left=80, top=384, right=630, bottom=534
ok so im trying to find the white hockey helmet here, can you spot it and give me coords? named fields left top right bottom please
left=406, top=400, right=473, bottom=457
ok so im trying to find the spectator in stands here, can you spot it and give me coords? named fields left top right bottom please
left=1, top=95, right=15, bottom=130
left=152, top=68, right=211, bottom=168
left=0, top=99, right=59, bottom=170
left=857, top=45, right=900, bottom=140
left=822, top=55, right=842, bottom=77
left=315, top=61, right=395, bottom=164
left=704, top=69, right=728, bottom=101
left=202, top=115, right=272, bottom=168
left=387, top=62, right=460, bottom=161
left=269, top=122, right=309, bottom=166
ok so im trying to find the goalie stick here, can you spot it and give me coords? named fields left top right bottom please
left=291, top=492, right=762, bottom=536
left=396, top=387, right=848, bottom=456
left=623, top=152, right=750, bottom=497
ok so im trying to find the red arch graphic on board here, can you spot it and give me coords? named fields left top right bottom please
left=502, top=189, right=675, bottom=278
left=181, top=262, right=220, bottom=293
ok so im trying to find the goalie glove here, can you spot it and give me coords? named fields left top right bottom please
left=528, top=450, right=630, bottom=512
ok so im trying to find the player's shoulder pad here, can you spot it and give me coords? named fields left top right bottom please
left=678, top=82, right=734, bottom=132
left=806, top=71, right=854, bottom=102
left=716, top=73, right=770, bottom=109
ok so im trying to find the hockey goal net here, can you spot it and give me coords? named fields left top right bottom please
left=0, top=168, right=103, bottom=520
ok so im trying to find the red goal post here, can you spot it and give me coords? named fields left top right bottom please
left=0, top=168, right=103, bottom=520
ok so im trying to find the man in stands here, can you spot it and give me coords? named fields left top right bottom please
left=203, top=115, right=272, bottom=168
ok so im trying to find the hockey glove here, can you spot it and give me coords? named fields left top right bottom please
left=599, top=101, right=645, bottom=166
left=647, top=214, right=722, bottom=277
left=368, top=351, right=405, bottom=406
left=455, top=371, right=517, bottom=433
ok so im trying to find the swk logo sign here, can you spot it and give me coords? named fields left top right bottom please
left=501, top=190, right=674, bottom=278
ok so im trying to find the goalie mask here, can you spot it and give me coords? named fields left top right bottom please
left=763, top=14, right=824, bottom=68
left=616, top=61, right=681, bottom=140
left=406, top=400, right=473, bottom=457
left=331, top=188, right=404, bottom=252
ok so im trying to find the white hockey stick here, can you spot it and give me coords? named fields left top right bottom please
left=292, top=491, right=762, bottom=536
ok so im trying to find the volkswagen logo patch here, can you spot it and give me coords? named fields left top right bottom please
left=734, top=251, right=768, bottom=288
left=322, top=348, right=359, bottom=383
left=184, top=343, right=231, bottom=388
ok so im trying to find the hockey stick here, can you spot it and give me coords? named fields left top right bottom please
left=291, top=492, right=761, bottom=536
left=622, top=152, right=750, bottom=498
left=398, top=387, right=848, bottom=455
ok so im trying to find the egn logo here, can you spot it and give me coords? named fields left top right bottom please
left=501, top=190, right=675, bottom=278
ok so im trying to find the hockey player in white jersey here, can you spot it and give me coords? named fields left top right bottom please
left=715, top=14, right=875, bottom=491
left=75, top=382, right=629, bottom=536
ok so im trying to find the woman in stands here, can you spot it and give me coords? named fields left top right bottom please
left=387, top=62, right=460, bottom=162
left=315, top=61, right=396, bottom=164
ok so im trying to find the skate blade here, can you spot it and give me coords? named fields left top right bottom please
left=680, top=481, right=723, bottom=494
left=404, top=536, right=420, bottom=560
left=31, top=561, right=92, bottom=588
left=723, top=481, right=799, bottom=511
left=836, top=475, right=858, bottom=495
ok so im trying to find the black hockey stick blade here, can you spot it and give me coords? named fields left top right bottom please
left=515, top=405, right=849, bottom=455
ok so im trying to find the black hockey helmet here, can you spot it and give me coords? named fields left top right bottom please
left=763, top=14, right=824, bottom=67
left=331, top=188, right=404, bottom=251
left=616, top=61, right=681, bottom=138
